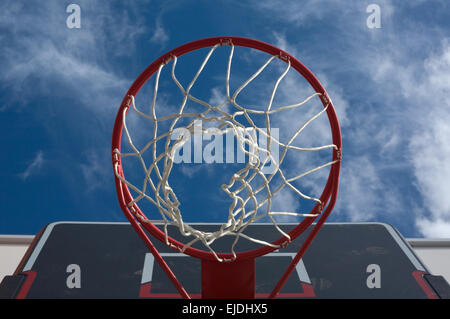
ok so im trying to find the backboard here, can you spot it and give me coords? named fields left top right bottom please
left=0, top=222, right=448, bottom=299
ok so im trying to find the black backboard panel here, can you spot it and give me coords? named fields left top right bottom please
left=0, top=222, right=445, bottom=299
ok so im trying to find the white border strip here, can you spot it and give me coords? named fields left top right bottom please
left=383, top=224, right=427, bottom=272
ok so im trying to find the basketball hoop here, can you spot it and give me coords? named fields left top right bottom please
left=111, top=36, right=341, bottom=298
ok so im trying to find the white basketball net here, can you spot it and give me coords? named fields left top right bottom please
left=113, top=43, right=338, bottom=261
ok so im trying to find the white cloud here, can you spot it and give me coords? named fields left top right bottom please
left=4, top=39, right=128, bottom=110
left=416, top=218, right=450, bottom=238
left=365, top=38, right=450, bottom=237
left=256, top=0, right=341, bottom=25
left=263, top=5, right=450, bottom=237
left=272, top=32, right=297, bottom=55
left=424, top=40, right=450, bottom=93
left=209, top=87, right=228, bottom=109
left=263, top=1, right=449, bottom=237
left=0, top=1, right=143, bottom=113
left=408, top=42, right=450, bottom=237
left=377, top=128, right=401, bottom=156
left=409, top=108, right=450, bottom=237
left=179, top=165, right=203, bottom=178
left=149, top=20, right=169, bottom=46
left=19, top=151, right=44, bottom=180
left=255, top=0, right=395, bottom=27
left=335, top=156, right=384, bottom=221
left=80, top=150, right=110, bottom=192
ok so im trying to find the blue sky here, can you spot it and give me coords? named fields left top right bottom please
left=1, top=0, right=450, bottom=239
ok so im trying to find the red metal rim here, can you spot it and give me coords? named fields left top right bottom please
left=112, top=36, right=342, bottom=261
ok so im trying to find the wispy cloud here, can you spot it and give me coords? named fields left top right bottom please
left=80, top=150, right=110, bottom=192
left=0, top=1, right=143, bottom=113
left=334, top=156, right=387, bottom=221
left=254, top=0, right=395, bottom=27
left=408, top=42, right=450, bottom=236
left=149, top=19, right=169, bottom=47
left=19, top=151, right=44, bottom=181
left=255, top=0, right=342, bottom=25
left=361, top=37, right=450, bottom=236
left=263, top=3, right=450, bottom=237
left=416, top=218, right=450, bottom=238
